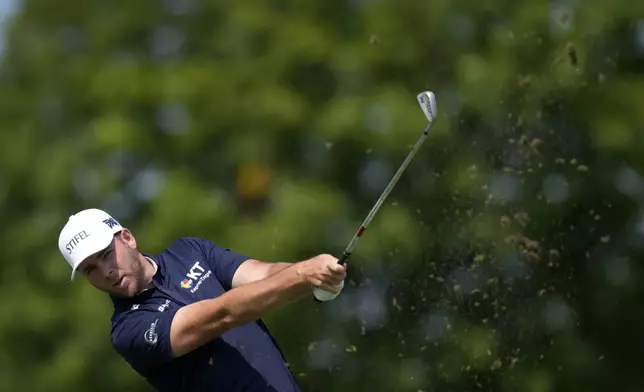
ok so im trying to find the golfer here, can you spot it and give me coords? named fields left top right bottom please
left=58, top=208, right=347, bottom=392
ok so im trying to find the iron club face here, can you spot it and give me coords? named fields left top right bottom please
left=417, top=91, right=437, bottom=122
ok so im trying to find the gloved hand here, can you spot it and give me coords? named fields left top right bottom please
left=298, top=254, right=347, bottom=301
left=313, top=280, right=344, bottom=301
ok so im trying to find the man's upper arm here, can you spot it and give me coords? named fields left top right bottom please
left=111, top=309, right=178, bottom=370
left=230, top=259, right=275, bottom=288
left=189, top=237, right=291, bottom=289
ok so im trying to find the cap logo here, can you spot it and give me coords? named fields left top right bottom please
left=103, top=217, right=119, bottom=229
left=65, top=230, right=91, bottom=254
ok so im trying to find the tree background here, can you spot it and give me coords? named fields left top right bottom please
left=1, top=0, right=643, bottom=391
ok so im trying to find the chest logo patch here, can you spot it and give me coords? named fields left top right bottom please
left=180, top=261, right=212, bottom=293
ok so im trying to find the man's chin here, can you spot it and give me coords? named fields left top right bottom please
left=107, top=279, right=138, bottom=298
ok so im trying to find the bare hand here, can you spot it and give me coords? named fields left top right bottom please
left=298, top=254, right=347, bottom=293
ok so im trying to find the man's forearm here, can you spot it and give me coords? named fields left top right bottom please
left=266, top=262, right=293, bottom=277
left=170, top=262, right=311, bottom=357
left=220, top=263, right=310, bottom=327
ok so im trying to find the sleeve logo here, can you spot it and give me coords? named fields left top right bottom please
left=144, top=319, right=159, bottom=345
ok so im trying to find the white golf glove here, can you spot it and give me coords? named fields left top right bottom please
left=313, top=280, right=345, bottom=302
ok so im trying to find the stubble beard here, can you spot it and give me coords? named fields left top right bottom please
left=129, top=249, right=146, bottom=296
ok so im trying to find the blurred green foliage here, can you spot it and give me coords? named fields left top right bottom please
left=1, top=0, right=644, bottom=391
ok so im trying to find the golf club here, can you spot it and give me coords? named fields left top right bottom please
left=314, top=91, right=438, bottom=301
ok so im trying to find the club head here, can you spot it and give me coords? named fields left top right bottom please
left=417, top=91, right=437, bottom=122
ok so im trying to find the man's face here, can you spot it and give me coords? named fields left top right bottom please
left=77, top=229, right=146, bottom=297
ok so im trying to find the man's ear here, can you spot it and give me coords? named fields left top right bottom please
left=118, top=228, right=137, bottom=249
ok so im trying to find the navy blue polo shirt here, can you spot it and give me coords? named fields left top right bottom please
left=110, top=237, right=301, bottom=392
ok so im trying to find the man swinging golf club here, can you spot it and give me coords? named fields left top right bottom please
left=58, top=208, right=347, bottom=392
left=57, top=90, right=437, bottom=392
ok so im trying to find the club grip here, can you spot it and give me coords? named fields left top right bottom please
left=337, top=251, right=350, bottom=265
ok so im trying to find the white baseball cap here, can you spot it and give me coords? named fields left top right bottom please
left=58, top=208, right=123, bottom=280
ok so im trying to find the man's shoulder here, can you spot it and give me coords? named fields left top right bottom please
left=165, top=236, right=204, bottom=250
left=162, top=236, right=220, bottom=254
left=140, top=237, right=209, bottom=271
left=153, top=237, right=215, bottom=272
left=153, top=237, right=240, bottom=262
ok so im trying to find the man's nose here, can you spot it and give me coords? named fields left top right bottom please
left=99, top=263, right=115, bottom=280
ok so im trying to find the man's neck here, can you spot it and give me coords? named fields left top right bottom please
left=141, top=254, right=158, bottom=291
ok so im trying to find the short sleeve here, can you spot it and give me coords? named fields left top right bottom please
left=198, top=238, right=250, bottom=290
left=111, top=308, right=178, bottom=371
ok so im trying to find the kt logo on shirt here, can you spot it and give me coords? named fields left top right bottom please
left=180, top=261, right=212, bottom=293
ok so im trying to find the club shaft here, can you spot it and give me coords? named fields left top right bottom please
left=337, top=121, right=433, bottom=265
